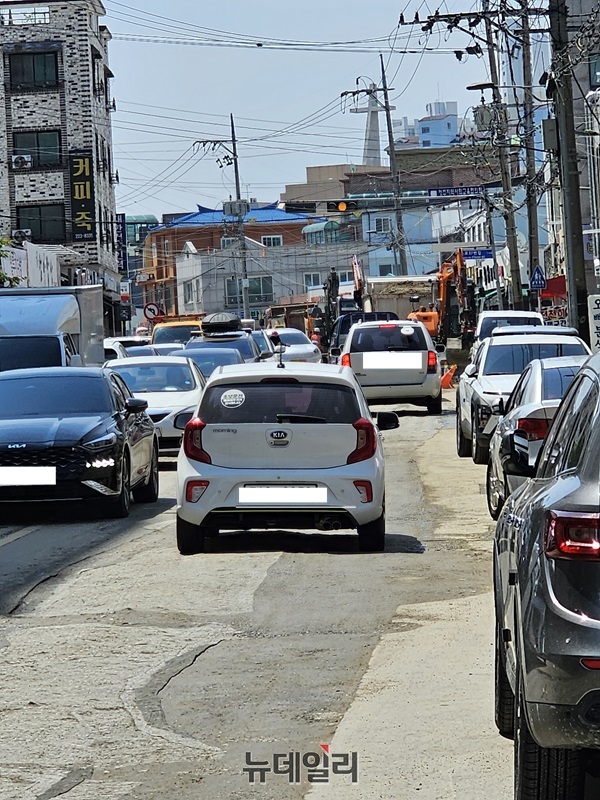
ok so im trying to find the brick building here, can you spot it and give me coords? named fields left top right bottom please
left=0, top=0, right=121, bottom=331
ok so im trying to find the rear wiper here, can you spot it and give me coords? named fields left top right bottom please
left=386, top=346, right=412, bottom=351
left=276, top=413, right=326, bottom=424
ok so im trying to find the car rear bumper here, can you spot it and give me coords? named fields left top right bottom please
left=527, top=694, right=600, bottom=749
left=361, top=378, right=441, bottom=402
left=176, top=462, right=384, bottom=530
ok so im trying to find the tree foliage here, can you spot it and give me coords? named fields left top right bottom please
left=0, top=238, right=21, bottom=287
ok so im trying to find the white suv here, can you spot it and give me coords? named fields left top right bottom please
left=333, top=319, right=443, bottom=413
left=175, top=362, right=398, bottom=554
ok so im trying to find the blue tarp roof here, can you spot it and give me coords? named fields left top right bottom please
left=154, top=202, right=323, bottom=229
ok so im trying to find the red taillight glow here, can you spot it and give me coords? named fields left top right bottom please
left=186, top=479, right=210, bottom=503
left=379, top=324, right=396, bottom=328
left=517, top=417, right=549, bottom=441
left=183, top=418, right=211, bottom=464
left=544, top=511, right=600, bottom=560
left=341, top=353, right=351, bottom=367
left=347, top=418, right=377, bottom=464
left=581, top=658, right=600, bottom=670
left=353, top=480, right=373, bottom=503
left=427, top=351, right=437, bottom=374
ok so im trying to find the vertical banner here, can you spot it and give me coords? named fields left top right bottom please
left=69, top=150, right=96, bottom=242
left=116, top=212, right=128, bottom=273
left=588, top=295, right=600, bottom=353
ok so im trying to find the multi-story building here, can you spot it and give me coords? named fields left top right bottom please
left=0, top=0, right=120, bottom=331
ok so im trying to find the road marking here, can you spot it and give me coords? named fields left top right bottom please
left=0, top=525, right=41, bottom=549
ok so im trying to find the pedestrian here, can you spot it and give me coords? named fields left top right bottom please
left=269, top=329, right=282, bottom=347
left=311, top=327, right=322, bottom=350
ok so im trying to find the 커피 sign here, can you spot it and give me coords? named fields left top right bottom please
left=69, top=150, right=96, bottom=242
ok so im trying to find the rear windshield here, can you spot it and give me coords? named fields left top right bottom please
left=0, top=337, right=62, bottom=371
left=152, top=325, right=201, bottom=344
left=479, top=316, right=542, bottom=340
left=0, top=375, right=111, bottom=417
left=186, top=339, right=255, bottom=359
left=277, top=331, right=310, bottom=345
left=110, top=362, right=197, bottom=392
left=350, top=325, right=426, bottom=353
left=174, top=349, right=242, bottom=374
left=542, top=365, right=582, bottom=400
left=338, top=313, right=399, bottom=337
left=200, top=382, right=361, bottom=424
left=483, top=343, right=587, bottom=376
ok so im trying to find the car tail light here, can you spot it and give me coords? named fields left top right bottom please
left=544, top=511, right=600, bottom=560
left=341, top=353, right=351, bottom=367
left=186, top=479, right=209, bottom=502
left=183, top=418, right=211, bottom=464
left=353, top=480, right=373, bottom=503
left=427, top=351, right=437, bottom=374
left=379, top=324, right=396, bottom=328
left=517, top=417, right=549, bottom=441
left=347, top=418, right=377, bottom=464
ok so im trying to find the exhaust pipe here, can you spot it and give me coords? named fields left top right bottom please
left=331, top=520, right=342, bottom=531
left=321, top=520, right=332, bottom=531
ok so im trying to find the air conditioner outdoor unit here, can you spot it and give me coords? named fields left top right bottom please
left=11, top=229, right=32, bottom=244
left=11, top=154, right=33, bottom=169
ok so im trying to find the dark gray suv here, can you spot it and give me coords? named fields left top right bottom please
left=493, top=350, right=600, bottom=798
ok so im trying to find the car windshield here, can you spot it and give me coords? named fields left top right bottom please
left=479, top=316, right=542, bottom=340
left=110, top=363, right=196, bottom=392
left=0, top=375, right=112, bottom=417
left=542, top=365, right=582, bottom=400
left=0, top=337, right=63, bottom=371
left=350, top=326, right=426, bottom=352
left=276, top=331, right=311, bottom=346
left=153, top=325, right=201, bottom=344
left=186, top=339, right=255, bottom=359
left=173, top=349, right=242, bottom=375
left=200, top=381, right=361, bottom=424
left=483, top=343, right=587, bottom=376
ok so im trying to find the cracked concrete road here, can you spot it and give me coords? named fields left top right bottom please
left=0, top=391, right=513, bottom=799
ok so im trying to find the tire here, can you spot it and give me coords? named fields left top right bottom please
left=105, top=454, right=130, bottom=519
left=176, top=515, right=207, bottom=555
left=456, top=403, right=471, bottom=458
left=357, top=509, right=385, bottom=552
left=494, top=620, right=514, bottom=738
left=487, top=463, right=504, bottom=521
left=471, top=410, right=489, bottom=464
left=427, top=391, right=443, bottom=415
left=132, top=444, right=159, bottom=503
left=514, top=670, right=585, bottom=800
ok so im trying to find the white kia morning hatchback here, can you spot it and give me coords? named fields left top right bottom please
left=175, top=362, right=398, bottom=554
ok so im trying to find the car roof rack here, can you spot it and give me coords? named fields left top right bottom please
left=490, top=325, right=580, bottom=337
left=201, top=311, right=242, bottom=334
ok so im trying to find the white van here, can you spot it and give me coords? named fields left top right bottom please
left=471, top=310, right=544, bottom=359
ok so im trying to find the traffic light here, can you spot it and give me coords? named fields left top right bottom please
left=326, top=200, right=359, bottom=213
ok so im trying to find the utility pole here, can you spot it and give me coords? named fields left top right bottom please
left=230, top=114, right=250, bottom=320
left=380, top=54, right=408, bottom=276
left=484, top=192, right=504, bottom=310
left=548, top=0, right=589, bottom=339
left=482, top=0, right=524, bottom=309
left=519, top=2, right=540, bottom=311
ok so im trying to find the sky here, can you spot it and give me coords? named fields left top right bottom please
left=103, top=0, right=492, bottom=220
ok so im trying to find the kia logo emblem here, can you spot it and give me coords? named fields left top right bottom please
left=270, top=430, right=288, bottom=440
left=7, top=443, right=27, bottom=449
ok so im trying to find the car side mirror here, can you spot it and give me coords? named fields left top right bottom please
left=125, top=397, right=148, bottom=415
left=330, top=346, right=341, bottom=357
left=496, top=398, right=505, bottom=416
left=376, top=411, right=399, bottom=431
left=174, top=411, right=194, bottom=430
left=464, top=363, right=477, bottom=378
left=435, top=344, right=446, bottom=354
left=69, top=353, right=83, bottom=367
left=259, top=351, right=273, bottom=359
left=501, top=432, right=536, bottom=478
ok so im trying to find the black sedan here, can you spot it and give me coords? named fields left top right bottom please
left=494, top=351, right=600, bottom=797
left=0, top=368, right=159, bottom=517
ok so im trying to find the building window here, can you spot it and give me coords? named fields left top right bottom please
left=337, top=270, right=352, bottom=283
left=447, top=122, right=452, bottom=129
left=591, top=54, right=600, bottom=89
left=261, top=235, right=283, bottom=247
left=422, top=139, right=431, bottom=147
left=304, top=272, right=321, bottom=292
left=378, top=264, right=393, bottom=276
left=220, top=237, right=236, bottom=248
left=17, top=204, right=65, bottom=242
left=375, top=217, right=392, bottom=233
left=184, top=281, right=194, bottom=304
left=225, top=275, right=273, bottom=305
left=13, top=130, right=60, bottom=166
left=10, top=52, right=58, bottom=90
left=421, top=126, right=430, bottom=133
left=164, top=240, right=170, bottom=256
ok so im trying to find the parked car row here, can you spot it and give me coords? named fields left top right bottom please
left=455, top=311, right=600, bottom=799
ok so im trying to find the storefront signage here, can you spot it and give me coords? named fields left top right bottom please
left=69, top=150, right=96, bottom=242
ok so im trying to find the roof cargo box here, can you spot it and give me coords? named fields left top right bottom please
left=202, top=312, right=242, bottom=334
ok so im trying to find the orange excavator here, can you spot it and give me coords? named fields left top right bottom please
left=408, top=250, right=469, bottom=343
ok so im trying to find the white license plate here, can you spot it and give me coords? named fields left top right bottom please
left=362, top=352, right=423, bottom=369
left=0, top=467, right=57, bottom=486
left=239, top=486, right=327, bottom=503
